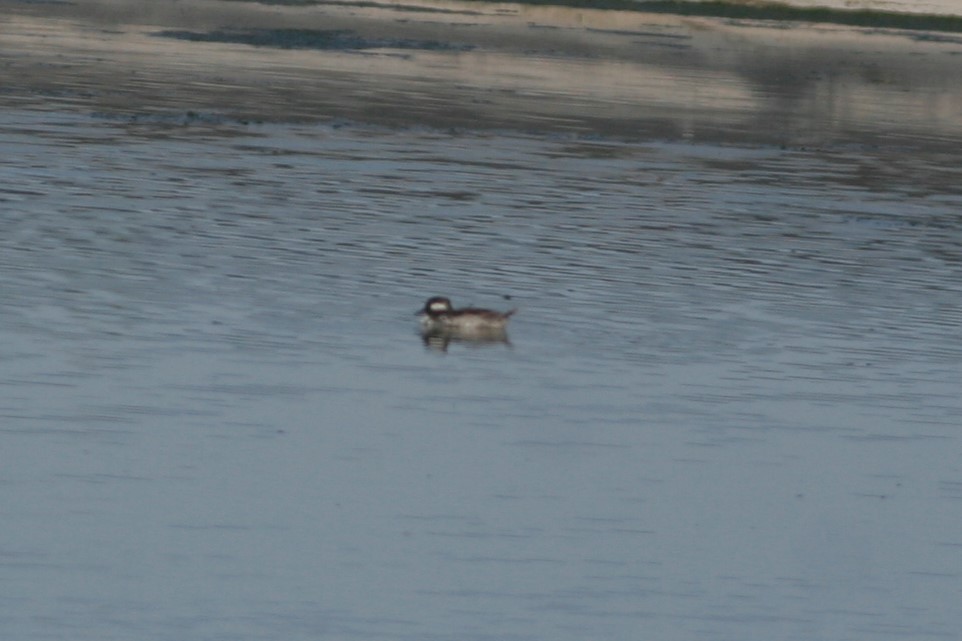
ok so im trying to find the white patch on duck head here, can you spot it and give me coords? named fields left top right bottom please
left=429, top=299, right=451, bottom=313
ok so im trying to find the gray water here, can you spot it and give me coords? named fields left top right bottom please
left=2, top=108, right=961, bottom=641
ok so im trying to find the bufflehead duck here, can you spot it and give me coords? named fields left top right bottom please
left=418, top=296, right=516, bottom=334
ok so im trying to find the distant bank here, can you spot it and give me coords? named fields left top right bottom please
left=512, top=0, right=962, bottom=29
left=761, top=0, right=960, bottom=16
left=626, top=0, right=961, bottom=18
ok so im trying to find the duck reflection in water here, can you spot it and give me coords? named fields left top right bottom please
left=416, top=296, right=515, bottom=351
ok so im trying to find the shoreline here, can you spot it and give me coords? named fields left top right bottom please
left=1, top=0, right=960, bottom=150
left=668, top=0, right=962, bottom=18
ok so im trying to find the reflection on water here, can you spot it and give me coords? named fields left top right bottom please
left=420, top=327, right=513, bottom=353
left=1, top=106, right=961, bottom=640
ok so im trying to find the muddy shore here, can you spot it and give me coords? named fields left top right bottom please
left=1, top=0, right=961, bottom=149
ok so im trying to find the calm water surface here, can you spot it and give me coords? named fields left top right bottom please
left=1, top=109, right=961, bottom=641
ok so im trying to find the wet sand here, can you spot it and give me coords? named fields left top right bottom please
left=2, top=0, right=961, bottom=150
